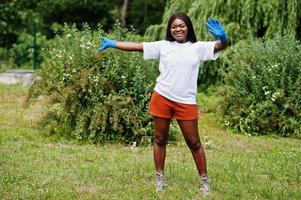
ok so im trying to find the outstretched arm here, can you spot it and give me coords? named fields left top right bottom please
left=205, top=19, right=228, bottom=53
left=116, top=42, right=143, bottom=52
left=99, top=36, right=143, bottom=52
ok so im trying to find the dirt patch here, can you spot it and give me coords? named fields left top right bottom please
left=75, top=184, right=101, bottom=194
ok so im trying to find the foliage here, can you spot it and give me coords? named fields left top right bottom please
left=1, top=0, right=166, bottom=69
left=146, top=0, right=301, bottom=42
left=0, top=48, right=12, bottom=72
left=0, top=0, right=166, bottom=48
left=27, top=24, right=160, bottom=144
left=0, top=0, right=37, bottom=48
left=220, top=34, right=301, bottom=137
left=9, top=32, right=47, bottom=68
left=197, top=92, right=223, bottom=113
left=112, top=0, right=166, bottom=34
left=0, top=0, right=114, bottom=48
left=145, top=0, right=301, bottom=89
left=37, top=0, right=114, bottom=34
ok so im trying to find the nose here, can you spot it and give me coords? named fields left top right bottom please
left=175, top=27, right=181, bottom=31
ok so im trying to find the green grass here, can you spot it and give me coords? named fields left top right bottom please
left=0, top=84, right=300, bottom=199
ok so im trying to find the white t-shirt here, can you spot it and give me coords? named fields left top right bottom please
left=143, top=40, right=219, bottom=104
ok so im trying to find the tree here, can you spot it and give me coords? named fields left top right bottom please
left=146, top=0, right=301, bottom=42
left=0, top=0, right=39, bottom=48
left=127, top=0, right=166, bottom=34
left=121, top=0, right=129, bottom=27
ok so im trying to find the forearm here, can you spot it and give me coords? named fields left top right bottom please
left=214, top=40, right=228, bottom=53
left=116, top=42, right=143, bottom=52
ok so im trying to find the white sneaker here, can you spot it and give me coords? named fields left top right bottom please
left=200, top=174, right=210, bottom=196
left=155, top=171, right=164, bottom=191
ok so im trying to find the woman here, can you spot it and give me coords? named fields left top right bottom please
left=99, top=12, right=228, bottom=196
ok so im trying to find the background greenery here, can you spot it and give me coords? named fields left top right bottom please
left=0, top=0, right=166, bottom=69
left=220, top=35, right=301, bottom=137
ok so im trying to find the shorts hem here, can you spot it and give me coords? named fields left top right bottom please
left=173, top=116, right=198, bottom=120
left=149, top=111, right=198, bottom=120
left=149, top=111, right=171, bottom=119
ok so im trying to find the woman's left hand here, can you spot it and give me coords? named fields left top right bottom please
left=206, top=19, right=228, bottom=42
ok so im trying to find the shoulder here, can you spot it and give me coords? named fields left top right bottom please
left=144, top=40, right=170, bottom=44
left=143, top=40, right=170, bottom=47
left=194, top=41, right=218, bottom=49
left=195, top=41, right=217, bottom=46
left=143, top=40, right=172, bottom=51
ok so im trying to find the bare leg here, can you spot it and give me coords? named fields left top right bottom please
left=153, top=117, right=171, bottom=172
left=177, top=119, right=207, bottom=175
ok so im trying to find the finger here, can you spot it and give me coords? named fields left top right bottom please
left=99, top=45, right=106, bottom=51
left=206, top=18, right=214, bottom=23
left=206, top=22, right=214, bottom=29
left=209, top=20, right=219, bottom=27
left=208, top=28, right=216, bottom=35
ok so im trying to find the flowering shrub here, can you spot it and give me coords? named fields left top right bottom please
left=27, top=23, right=162, bottom=144
left=221, top=35, right=301, bottom=137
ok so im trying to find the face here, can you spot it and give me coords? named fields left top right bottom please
left=170, top=18, right=188, bottom=43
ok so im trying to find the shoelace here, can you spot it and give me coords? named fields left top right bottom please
left=156, top=171, right=164, bottom=182
left=155, top=171, right=164, bottom=190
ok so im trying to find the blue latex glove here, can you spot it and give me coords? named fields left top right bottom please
left=99, top=36, right=116, bottom=51
left=206, top=19, right=228, bottom=42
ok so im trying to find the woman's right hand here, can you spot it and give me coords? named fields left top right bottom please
left=99, top=36, right=116, bottom=51
left=205, top=19, right=228, bottom=42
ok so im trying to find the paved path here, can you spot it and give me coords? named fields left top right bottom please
left=0, top=69, right=36, bottom=85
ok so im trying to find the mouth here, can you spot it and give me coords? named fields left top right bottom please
left=174, top=33, right=184, bottom=38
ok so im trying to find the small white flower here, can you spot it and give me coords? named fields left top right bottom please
left=131, top=142, right=137, bottom=151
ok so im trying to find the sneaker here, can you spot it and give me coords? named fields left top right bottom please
left=155, top=171, right=164, bottom=191
left=200, top=174, right=210, bottom=196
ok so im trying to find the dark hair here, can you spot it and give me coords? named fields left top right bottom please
left=166, top=12, right=197, bottom=43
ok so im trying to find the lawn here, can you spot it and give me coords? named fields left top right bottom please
left=0, top=84, right=300, bottom=199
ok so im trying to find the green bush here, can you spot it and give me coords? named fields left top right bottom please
left=0, top=48, right=13, bottom=72
left=27, top=23, right=162, bottom=144
left=221, top=35, right=301, bottom=137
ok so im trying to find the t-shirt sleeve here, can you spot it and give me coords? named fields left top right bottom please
left=198, top=41, right=220, bottom=61
left=143, top=41, right=165, bottom=60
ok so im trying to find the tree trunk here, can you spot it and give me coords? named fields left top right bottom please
left=144, top=2, right=147, bottom=24
left=121, top=0, right=129, bottom=27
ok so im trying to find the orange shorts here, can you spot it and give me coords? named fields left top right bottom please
left=149, top=91, right=198, bottom=120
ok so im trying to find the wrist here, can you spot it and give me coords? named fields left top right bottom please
left=110, top=40, right=117, bottom=48
left=219, top=33, right=228, bottom=42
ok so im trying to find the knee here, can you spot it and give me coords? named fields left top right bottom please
left=154, top=136, right=167, bottom=147
left=187, top=140, right=202, bottom=152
